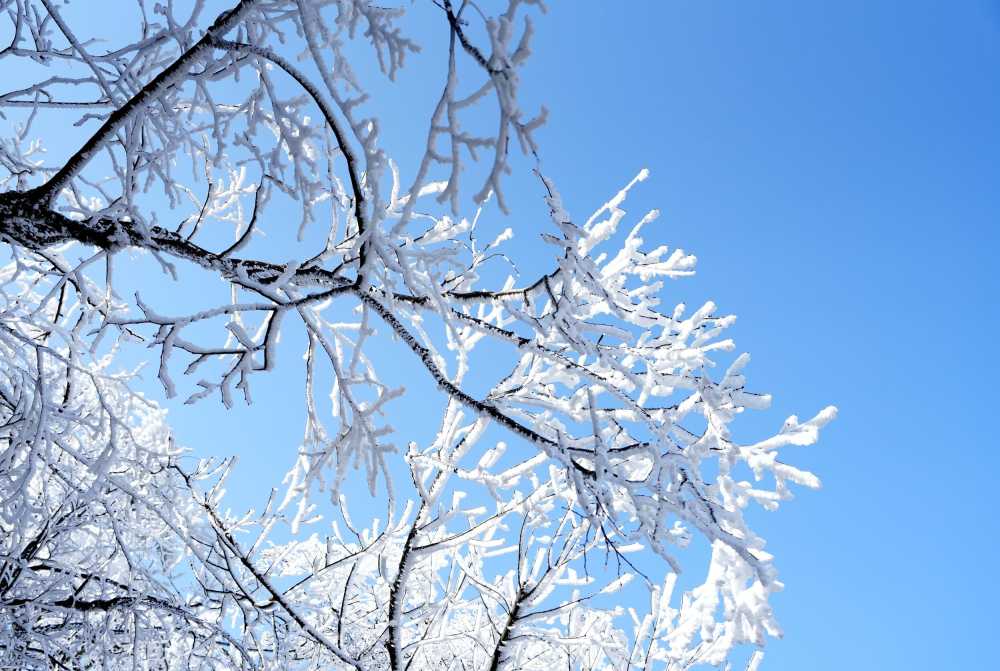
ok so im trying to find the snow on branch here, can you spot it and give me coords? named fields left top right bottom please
left=0, top=1, right=833, bottom=669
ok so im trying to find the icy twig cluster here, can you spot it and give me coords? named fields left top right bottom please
left=0, top=1, right=833, bottom=669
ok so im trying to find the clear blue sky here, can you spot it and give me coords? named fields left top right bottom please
left=516, top=3, right=998, bottom=669
left=14, top=1, right=998, bottom=669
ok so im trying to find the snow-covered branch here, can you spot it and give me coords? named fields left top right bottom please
left=0, top=1, right=834, bottom=669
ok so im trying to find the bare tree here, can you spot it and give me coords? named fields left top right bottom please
left=0, top=1, right=835, bottom=669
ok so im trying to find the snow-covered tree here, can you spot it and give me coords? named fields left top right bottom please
left=0, top=1, right=835, bottom=669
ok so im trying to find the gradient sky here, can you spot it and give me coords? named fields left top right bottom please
left=13, top=2, right=998, bottom=669
left=525, top=3, right=998, bottom=669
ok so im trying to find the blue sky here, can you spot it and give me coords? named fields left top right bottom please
left=7, top=1, right=998, bottom=669
left=523, top=3, right=999, bottom=669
